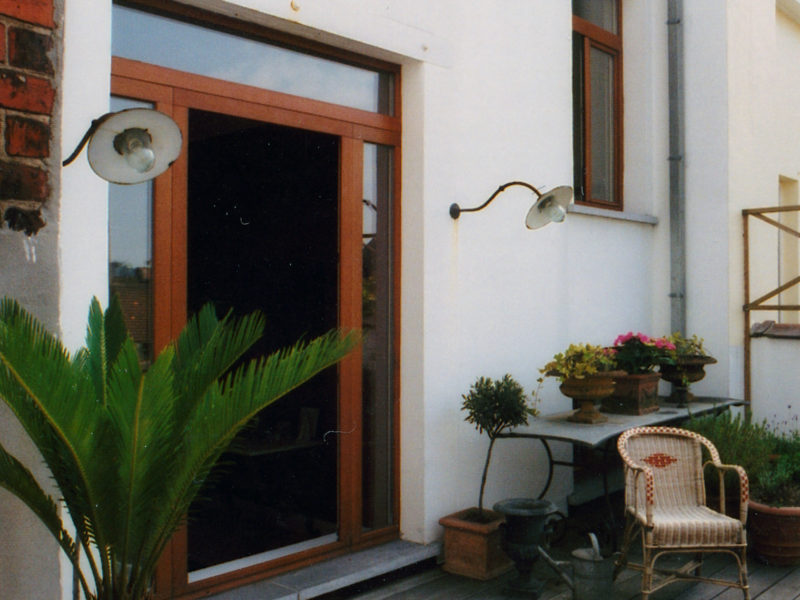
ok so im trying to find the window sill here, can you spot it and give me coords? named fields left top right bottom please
left=568, top=203, right=659, bottom=226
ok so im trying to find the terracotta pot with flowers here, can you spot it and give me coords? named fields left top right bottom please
left=603, top=332, right=675, bottom=415
left=439, top=374, right=539, bottom=579
left=541, top=343, right=618, bottom=423
left=658, top=332, right=717, bottom=406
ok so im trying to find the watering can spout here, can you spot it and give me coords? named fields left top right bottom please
left=537, top=545, right=574, bottom=589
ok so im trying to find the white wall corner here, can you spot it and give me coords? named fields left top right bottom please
left=777, top=0, right=800, bottom=24
left=59, top=0, right=112, bottom=350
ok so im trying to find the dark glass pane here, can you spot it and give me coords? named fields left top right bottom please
left=589, top=46, right=615, bottom=204
left=362, top=143, right=394, bottom=530
left=185, top=110, right=340, bottom=579
left=573, top=0, right=618, bottom=34
left=108, top=96, right=154, bottom=367
left=572, top=34, right=586, bottom=203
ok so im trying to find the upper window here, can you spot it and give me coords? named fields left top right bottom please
left=572, top=0, right=622, bottom=209
left=112, top=3, right=394, bottom=115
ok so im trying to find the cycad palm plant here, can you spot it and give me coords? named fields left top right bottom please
left=0, top=297, right=359, bottom=600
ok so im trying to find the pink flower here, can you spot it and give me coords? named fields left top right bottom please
left=614, top=332, right=634, bottom=345
left=653, top=338, right=676, bottom=350
left=614, top=332, right=652, bottom=346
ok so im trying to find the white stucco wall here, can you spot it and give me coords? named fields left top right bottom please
left=60, top=0, right=112, bottom=350
left=681, top=0, right=732, bottom=399
left=751, top=337, right=800, bottom=431
left=390, top=0, right=671, bottom=543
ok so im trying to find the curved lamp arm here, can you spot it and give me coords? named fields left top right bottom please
left=450, top=180, right=572, bottom=229
left=449, top=181, right=542, bottom=219
left=62, top=114, right=112, bottom=167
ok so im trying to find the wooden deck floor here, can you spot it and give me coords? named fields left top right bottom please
left=319, top=507, right=800, bottom=600
left=322, top=552, right=800, bottom=600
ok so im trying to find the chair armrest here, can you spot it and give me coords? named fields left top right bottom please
left=705, top=462, right=749, bottom=524
left=624, top=462, right=655, bottom=525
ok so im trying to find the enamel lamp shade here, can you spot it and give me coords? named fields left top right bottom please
left=63, top=108, right=182, bottom=184
left=524, top=185, right=573, bottom=230
left=449, top=181, right=573, bottom=229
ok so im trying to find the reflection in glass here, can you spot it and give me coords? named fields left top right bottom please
left=108, top=96, right=154, bottom=366
left=572, top=34, right=586, bottom=202
left=573, top=0, right=617, bottom=34
left=589, top=47, right=615, bottom=204
left=362, top=143, right=394, bottom=530
left=112, top=4, right=393, bottom=115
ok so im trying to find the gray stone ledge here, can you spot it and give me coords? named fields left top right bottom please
left=568, top=203, right=659, bottom=225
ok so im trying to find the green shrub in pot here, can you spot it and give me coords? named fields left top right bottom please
left=461, top=374, right=539, bottom=519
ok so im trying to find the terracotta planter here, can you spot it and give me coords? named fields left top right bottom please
left=439, top=508, right=514, bottom=579
left=659, top=356, right=717, bottom=406
left=748, top=500, right=800, bottom=565
left=559, top=374, right=616, bottom=424
left=602, top=372, right=660, bottom=415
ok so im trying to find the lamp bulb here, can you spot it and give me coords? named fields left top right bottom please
left=114, top=128, right=156, bottom=174
left=540, top=197, right=566, bottom=223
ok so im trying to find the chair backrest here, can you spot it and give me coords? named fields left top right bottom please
left=618, top=426, right=716, bottom=510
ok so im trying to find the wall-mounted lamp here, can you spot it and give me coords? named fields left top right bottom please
left=62, top=108, right=182, bottom=184
left=449, top=181, right=573, bottom=229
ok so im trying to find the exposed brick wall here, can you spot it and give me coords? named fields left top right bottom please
left=0, top=0, right=56, bottom=235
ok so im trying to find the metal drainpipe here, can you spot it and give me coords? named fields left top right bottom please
left=667, top=0, right=687, bottom=336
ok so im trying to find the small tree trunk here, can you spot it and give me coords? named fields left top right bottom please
left=478, top=436, right=496, bottom=516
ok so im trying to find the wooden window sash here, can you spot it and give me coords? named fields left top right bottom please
left=573, top=4, right=623, bottom=210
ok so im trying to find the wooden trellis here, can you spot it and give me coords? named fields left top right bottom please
left=742, top=205, right=800, bottom=405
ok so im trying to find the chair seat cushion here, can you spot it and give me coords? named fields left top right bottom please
left=631, top=505, right=744, bottom=546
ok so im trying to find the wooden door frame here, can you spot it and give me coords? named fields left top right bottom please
left=111, top=54, right=401, bottom=598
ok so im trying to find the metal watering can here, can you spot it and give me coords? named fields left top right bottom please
left=538, top=533, right=615, bottom=600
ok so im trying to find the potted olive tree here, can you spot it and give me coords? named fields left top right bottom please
left=0, top=297, right=358, bottom=600
left=439, top=374, right=538, bottom=579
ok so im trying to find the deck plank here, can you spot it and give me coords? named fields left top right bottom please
left=668, top=556, right=745, bottom=600
left=709, top=562, right=791, bottom=600
left=332, top=559, right=800, bottom=600
left=753, top=564, right=800, bottom=600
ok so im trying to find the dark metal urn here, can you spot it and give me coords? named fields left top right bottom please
left=658, top=355, right=717, bottom=406
left=493, top=498, right=558, bottom=597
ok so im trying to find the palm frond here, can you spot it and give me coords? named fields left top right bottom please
left=0, top=298, right=109, bottom=586
left=105, top=341, right=178, bottom=580
left=84, top=296, right=128, bottom=407
left=133, top=329, right=359, bottom=592
left=171, top=305, right=265, bottom=430
left=0, top=441, right=95, bottom=599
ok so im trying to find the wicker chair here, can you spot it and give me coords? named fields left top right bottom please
left=616, top=426, right=750, bottom=599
